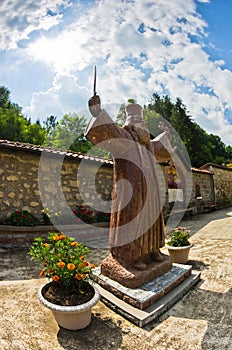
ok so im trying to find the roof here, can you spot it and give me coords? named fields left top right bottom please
left=0, top=140, right=217, bottom=174
left=200, top=162, right=232, bottom=172
left=191, top=167, right=213, bottom=174
left=0, top=140, right=113, bottom=166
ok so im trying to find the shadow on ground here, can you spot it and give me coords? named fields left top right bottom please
left=144, top=285, right=232, bottom=349
left=57, top=314, right=123, bottom=350
left=0, top=246, right=108, bottom=281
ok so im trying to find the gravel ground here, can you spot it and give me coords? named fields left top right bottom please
left=0, top=207, right=231, bottom=350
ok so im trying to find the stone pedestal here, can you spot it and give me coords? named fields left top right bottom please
left=100, top=254, right=172, bottom=289
left=94, top=264, right=200, bottom=327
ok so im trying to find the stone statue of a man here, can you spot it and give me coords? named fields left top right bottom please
left=85, top=94, right=174, bottom=288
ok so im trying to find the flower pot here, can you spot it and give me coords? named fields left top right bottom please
left=38, top=282, right=100, bottom=330
left=167, top=244, right=193, bottom=264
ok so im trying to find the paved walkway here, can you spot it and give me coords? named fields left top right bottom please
left=0, top=207, right=232, bottom=349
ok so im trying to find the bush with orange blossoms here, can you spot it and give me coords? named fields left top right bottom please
left=29, top=232, right=96, bottom=290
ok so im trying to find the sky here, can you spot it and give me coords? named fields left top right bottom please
left=0, top=0, right=232, bottom=146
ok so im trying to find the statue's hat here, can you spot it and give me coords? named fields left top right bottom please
left=125, top=103, right=143, bottom=118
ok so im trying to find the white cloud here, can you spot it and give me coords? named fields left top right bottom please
left=0, top=0, right=68, bottom=50
left=23, top=74, right=90, bottom=122
left=1, top=0, right=232, bottom=145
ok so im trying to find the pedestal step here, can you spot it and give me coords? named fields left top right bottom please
left=94, top=264, right=200, bottom=327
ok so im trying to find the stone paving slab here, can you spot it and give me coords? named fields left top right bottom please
left=192, top=214, right=232, bottom=239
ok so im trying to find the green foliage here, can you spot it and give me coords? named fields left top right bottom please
left=29, top=232, right=96, bottom=288
left=0, top=85, right=45, bottom=145
left=0, top=86, right=11, bottom=109
left=73, top=205, right=111, bottom=224
left=43, top=115, right=58, bottom=136
left=115, top=103, right=127, bottom=126
left=167, top=226, right=191, bottom=247
left=45, top=113, right=91, bottom=153
left=147, top=93, right=231, bottom=167
left=3, top=210, right=40, bottom=227
left=41, top=206, right=111, bottom=225
left=1, top=84, right=231, bottom=167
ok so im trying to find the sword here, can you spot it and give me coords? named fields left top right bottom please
left=93, top=65, right=97, bottom=96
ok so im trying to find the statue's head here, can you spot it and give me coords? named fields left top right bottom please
left=123, top=103, right=150, bottom=145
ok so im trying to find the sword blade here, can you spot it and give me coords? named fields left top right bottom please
left=93, top=65, right=96, bottom=96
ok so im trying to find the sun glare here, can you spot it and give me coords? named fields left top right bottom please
left=28, top=36, right=74, bottom=73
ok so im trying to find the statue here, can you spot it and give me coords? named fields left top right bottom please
left=85, top=94, right=175, bottom=288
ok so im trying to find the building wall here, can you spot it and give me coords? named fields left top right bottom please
left=191, top=171, right=214, bottom=202
left=0, top=143, right=231, bottom=222
left=203, top=164, right=232, bottom=205
left=163, top=162, right=213, bottom=209
left=0, top=146, right=113, bottom=219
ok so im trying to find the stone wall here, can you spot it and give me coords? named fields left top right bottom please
left=1, top=141, right=231, bottom=224
left=190, top=168, right=214, bottom=206
left=163, top=162, right=214, bottom=214
left=0, top=141, right=113, bottom=220
left=200, top=163, right=232, bottom=205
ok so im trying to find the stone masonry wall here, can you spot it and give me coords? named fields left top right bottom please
left=190, top=171, right=214, bottom=203
left=206, top=165, right=232, bottom=205
left=0, top=146, right=113, bottom=220
left=1, top=142, right=231, bottom=223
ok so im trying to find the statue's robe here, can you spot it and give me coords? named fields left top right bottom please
left=85, top=110, right=173, bottom=265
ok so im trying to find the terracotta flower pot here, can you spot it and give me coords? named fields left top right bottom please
left=167, top=244, right=193, bottom=264
left=38, top=283, right=100, bottom=330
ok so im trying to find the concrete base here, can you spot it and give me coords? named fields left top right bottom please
left=94, top=264, right=201, bottom=327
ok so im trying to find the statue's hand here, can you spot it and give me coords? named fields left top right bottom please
left=88, top=95, right=101, bottom=117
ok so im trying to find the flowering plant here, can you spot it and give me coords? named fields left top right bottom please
left=29, top=232, right=96, bottom=305
left=73, top=205, right=110, bottom=224
left=167, top=226, right=191, bottom=247
left=40, top=205, right=111, bottom=225
left=4, top=209, right=39, bottom=227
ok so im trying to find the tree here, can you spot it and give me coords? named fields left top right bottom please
left=0, top=86, right=11, bottom=109
left=46, top=113, right=92, bottom=153
left=43, top=115, right=58, bottom=136
left=146, top=93, right=232, bottom=167
left=21, top=123, right=46, bottom=145
left=0, top=85, right=45, bottom=145
left=0, top=85, right=22, bottom=114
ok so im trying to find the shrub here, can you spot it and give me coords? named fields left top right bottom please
left=73, top=205, right=111, bottom=224
left=167, top=226, right=191, bottom=247
left=4, top=210, right=40, bottom=227
left=40, top=205, right=111, bottom=225
left=29, top=232, right=96, bottom=290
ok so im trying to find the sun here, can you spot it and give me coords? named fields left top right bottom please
left=27, top=35, right=75, bottom=73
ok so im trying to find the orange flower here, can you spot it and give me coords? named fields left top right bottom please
left=48, top=269, right=54, bottom=274
left=43, top=243, right=50, bottom=247
left=53, top=235, right=60, bottom=241
left=40, top=268, right=46, bottom=277
left=75, top=273, right=82, bottom=280
left=83, top=261, right=89, bottom=267
left=57, top=253, right=62, bottom=257
left=90, top=263, right=96, bottom=269
left=57, top=261, right=65, bottom=268
left=70, top=241, right=78, bottom=247
left=67, top=263, right=75, bottom=271
left=80, top=256, right=85, bottom=260
left=81, top=274, right=86, bottom=279
left=59, top=234, right=66, bottom=240
left=52, top=275, right=60, bottom=282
